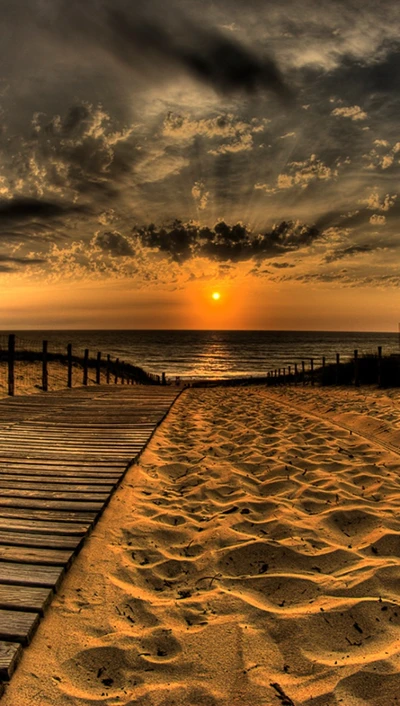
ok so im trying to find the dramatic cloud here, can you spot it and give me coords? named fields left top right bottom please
left=255, top=155, right=336, bottom=193
left=363, top=140, right=400, bottom=170
left=369, top=214, right=386, bottom=225
left=0, top=197, right=86, bottom=222
left=56, top=1, right=292, bottom=101
left=94, top=231, right=134, bottom=256
left=362, top=190, right=397, bottom=211
left=1, top=0, right=400, bottom=304
left=137, top=219, right=321, bottom=263
left=331, top=105, right=368, bottom=121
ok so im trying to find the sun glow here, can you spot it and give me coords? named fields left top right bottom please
left=212, top=292, right=221, bottom=301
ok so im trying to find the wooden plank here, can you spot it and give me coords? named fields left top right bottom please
left=0, top=508, right=96, bottom=523
left=0, top=476, right=116, bottom=487
left=0, top=468, right=122, bottom=479
left=0, top=546, right=74, bottom=566
left=0, top=438, right=147, bottom=446
left=0, top=385, right=181, bottom=679
left=0, top=641, right=23, bottom=680
left=21, top=423, right=155, bottom=429
left=0, top=530, right=82, bottom=550
left=0, top=459, right=127, bottom=467
left=0, top=518, right=88, bottom=536
left=0, top=586, right=52, bottom=614
left=0, top=429, right=147, bottom=435
left=0, top=610, right=40, bottom=645
left=0, top=480, right=114, bottom=493
left=0, top=498, right=104, bottom=511
left=0, top=562, right=63, bottom=589
left=0, top=489, right=109, bottom=501
left=0, top=452, right=140, bottom=459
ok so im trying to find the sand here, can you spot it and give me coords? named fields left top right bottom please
left=3, top=384, right=400, bottom=705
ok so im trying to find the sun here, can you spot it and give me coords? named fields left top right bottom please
left=212, top=291, right=221, bottom=301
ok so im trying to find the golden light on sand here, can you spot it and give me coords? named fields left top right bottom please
left=212, top=291, right=221, bottom=301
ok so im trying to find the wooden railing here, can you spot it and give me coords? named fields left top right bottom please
left=0, top=334, right=164, bottom=396
left=265, top=346, right=399, bottom=387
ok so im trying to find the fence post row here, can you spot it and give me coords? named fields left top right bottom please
left=106, top=354, right=110, bottom=384
left=8, top=334, right=15, bottom=397
left=3, top=336, right=166, bottom=395
left=83, top=349, right=89, bottom=386
left=4, top=337, right=391, bottom=396
left=96, top=352, right=101, bottom=385
left=67, top=344, right=72, bottom=388
left=42, top=340, right=48, bottom=392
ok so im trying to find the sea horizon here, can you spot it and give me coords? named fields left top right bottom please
left=1, top=329, right=399, bottom=380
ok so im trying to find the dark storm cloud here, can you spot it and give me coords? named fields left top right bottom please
left=0, top=198, right=87, bottom=223
left=137, top=219, right=320, bottom=263
left=94, top=231, right=134, bottom=256
left=56, top=1, right=292, bottom=102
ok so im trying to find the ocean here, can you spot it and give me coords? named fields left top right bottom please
left=2, top=330, right=399, bottom=381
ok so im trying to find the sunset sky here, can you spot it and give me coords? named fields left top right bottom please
left=0, top=0, right=399, bottom=330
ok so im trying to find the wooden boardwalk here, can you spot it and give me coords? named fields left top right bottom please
left=0, top=385, right=181, bottom=690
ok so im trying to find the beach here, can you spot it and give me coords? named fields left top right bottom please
left=3, top=384, right=400, bottom=705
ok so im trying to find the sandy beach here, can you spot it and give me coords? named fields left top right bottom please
left=3, top=384, right=400, bottom=705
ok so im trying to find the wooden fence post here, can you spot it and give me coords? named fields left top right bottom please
left=83, top=349, right=89, bottom=386
left=42, top=340, right=48, bottom=392
left=114, top=358, right=119, bottom=384
left=283, top=367, right=286, bottom=384
left=301, top=361, right=305, bottom=385
left=96, top=352, right=101, bottom=385
left=106, top=354, right=110, bottom=384
left=335, top=353, right=340, bottom=385
left=288, top=365, right=291, bottom=384
left=162, top=372, right=166, bottom=386
left=67, top=344, right=72, bottom=388
left=310, top=358, right=314, bottom=387
left=354, top=349, right=359, bottom=386
left=294, top=362, right=298, bottom=384
left=121, top=361, right=125, bottom=385
left=377, top=346, right=382, bottom=386
left=8, top=334, right=15, bottom=396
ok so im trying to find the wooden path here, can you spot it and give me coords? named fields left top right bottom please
left=0, top=385, right=181, bottom=691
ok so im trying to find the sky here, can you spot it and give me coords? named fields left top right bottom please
left=0, top=0, right=399, bottom=330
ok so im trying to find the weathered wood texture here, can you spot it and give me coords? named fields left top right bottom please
left=0, top=642, right=22, bottom=681
left=0, top=385, right=180, bottom=683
